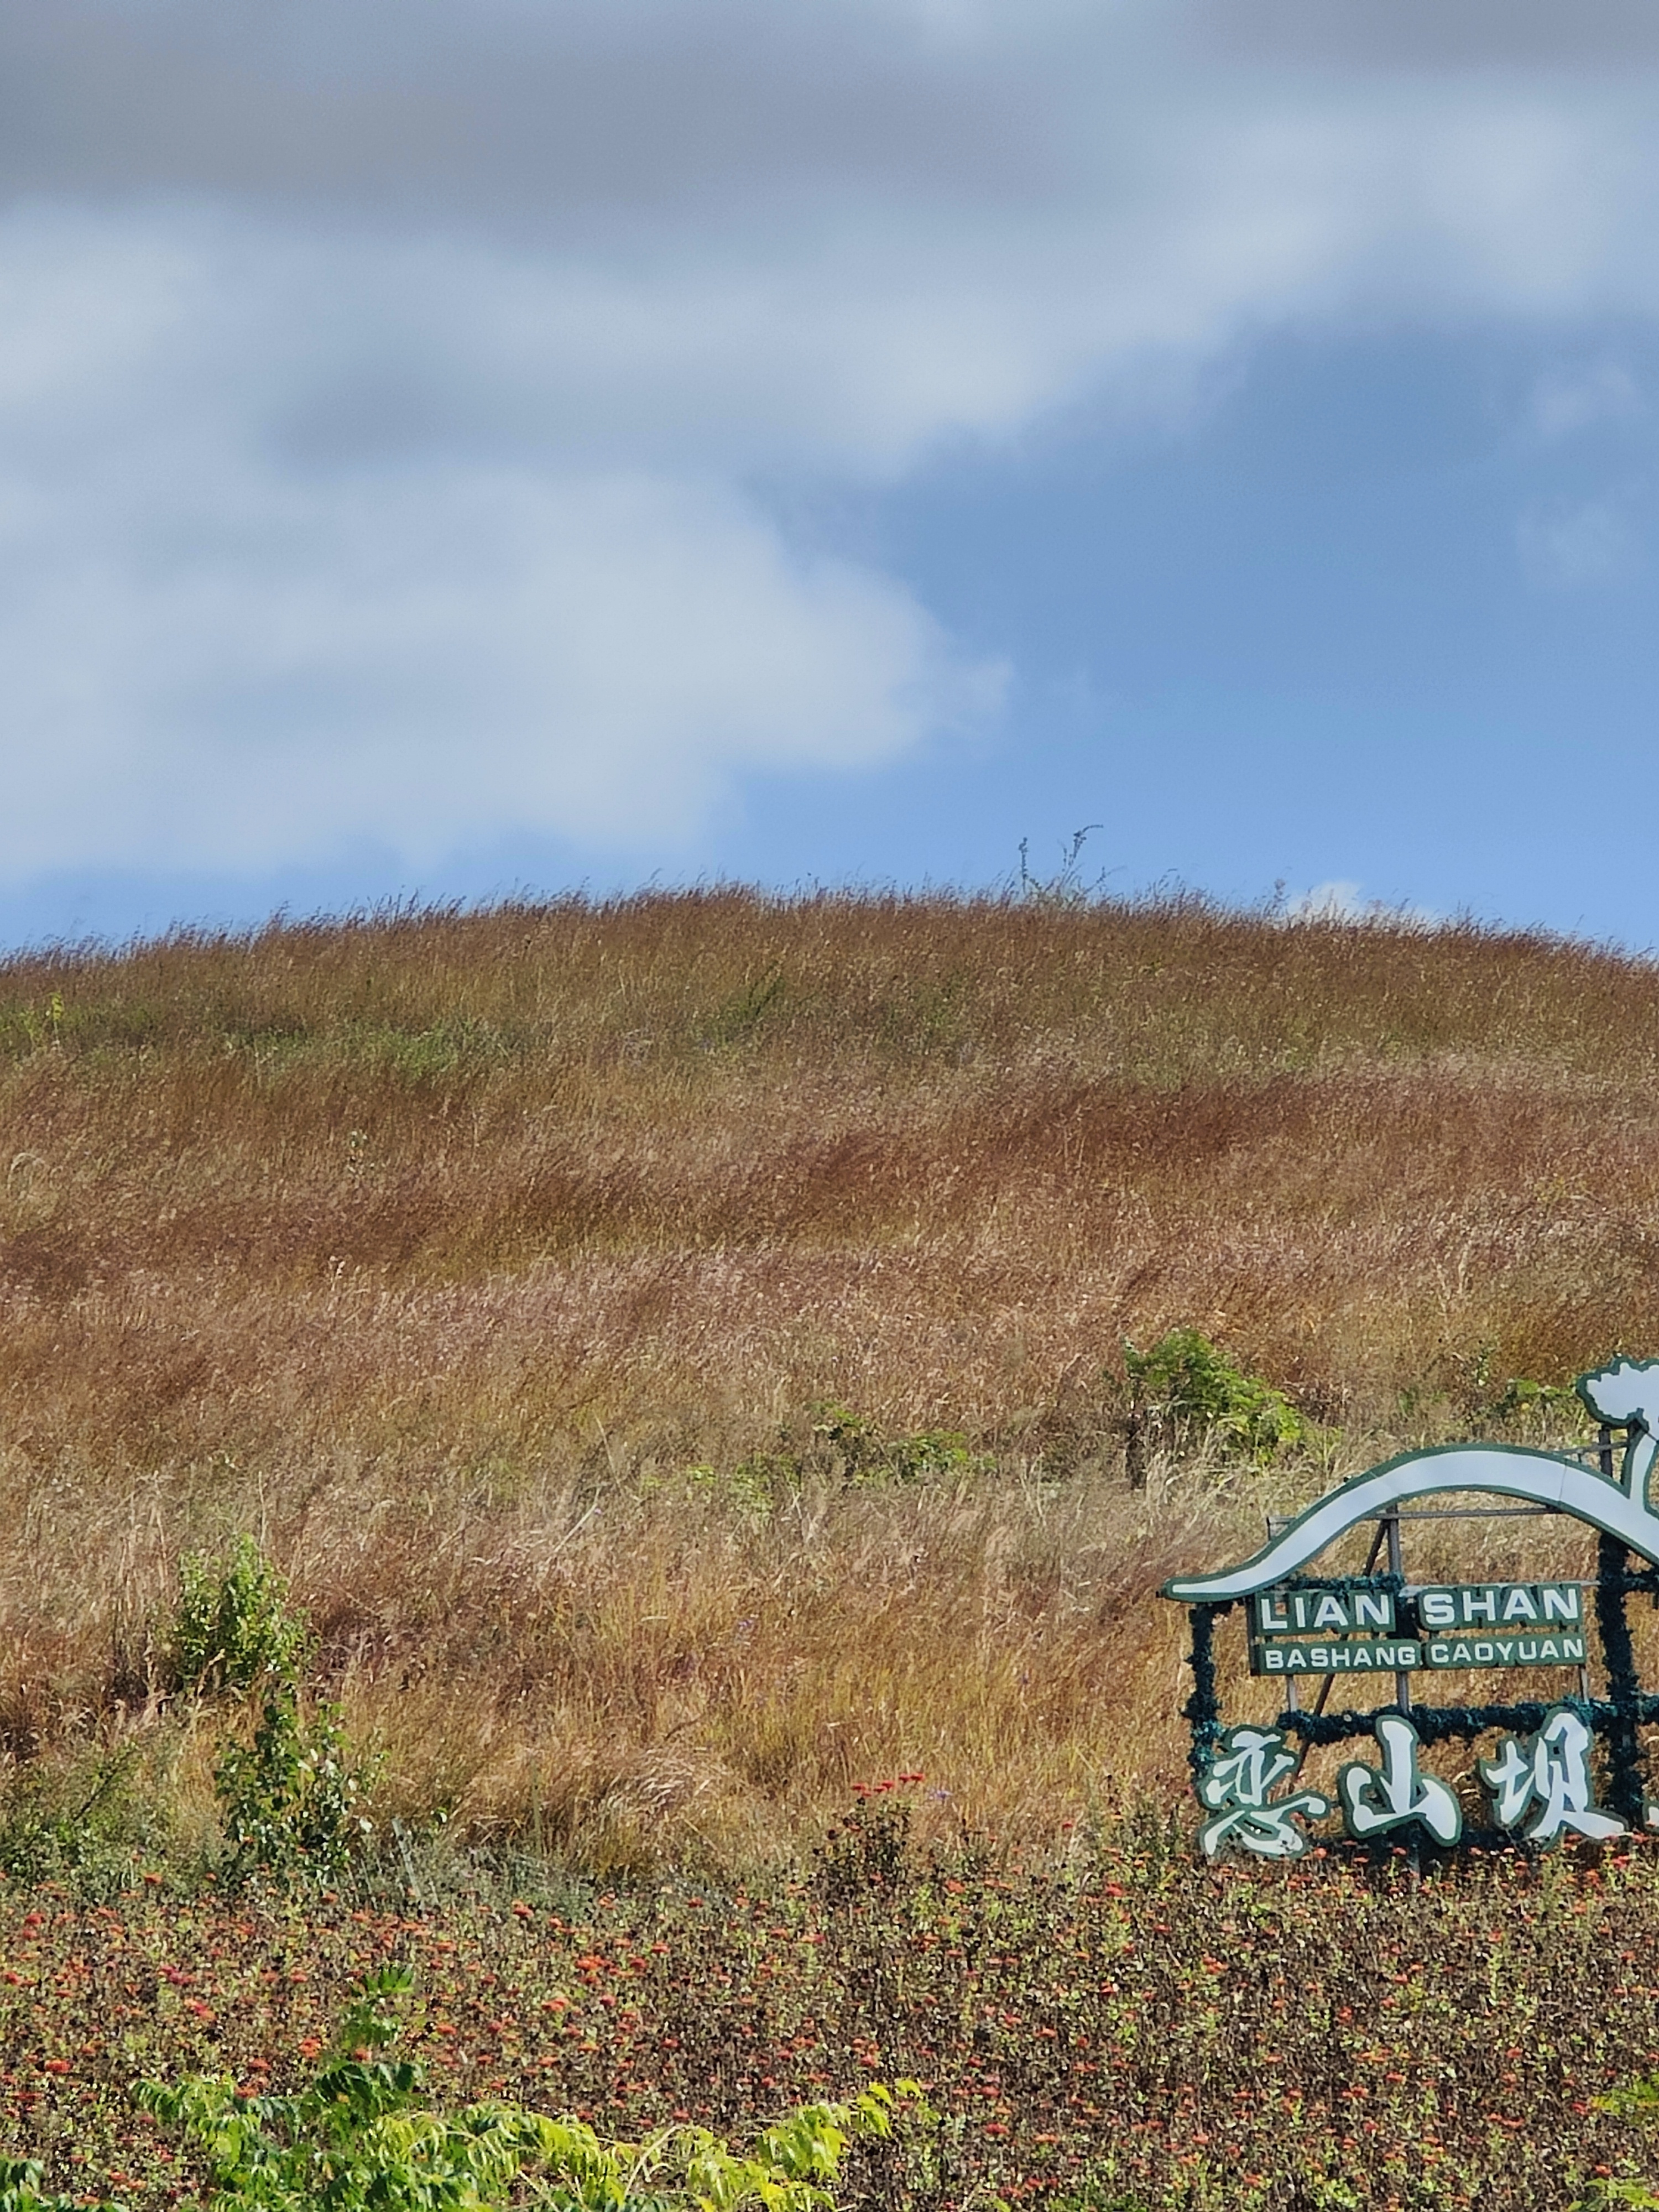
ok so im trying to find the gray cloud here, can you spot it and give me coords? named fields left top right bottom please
left=0, top=1, right=1057, bottom=233
left=1194, top=0, right=1659, bottom=72
left=1, top=0, right=1658, bottom=880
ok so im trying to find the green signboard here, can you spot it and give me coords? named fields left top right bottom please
left=1415, top=1582, right=1582, bottom=1631
left=1251, top=1637, right=1420, bottom=1677
left=1249, top=1582, right=1588, bottom=1674
left=1422, top=1632, right=1586, bottom=1670
left=1251, top=1631, right=1588, bottom=1677
left=1253, top=1588, right=1395, bottom=1636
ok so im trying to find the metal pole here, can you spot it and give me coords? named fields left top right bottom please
left=1313, top=1515, right=1391, bottom=1719
left=1386, top=1507, right=1411, bottom=1713
left=1596, top=1423, right=1646, bottom=1825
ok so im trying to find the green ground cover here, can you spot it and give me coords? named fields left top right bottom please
left=5, top=1805, right=1659, bottom=2211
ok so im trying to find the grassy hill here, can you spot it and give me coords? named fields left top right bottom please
left=3, top=888, right=1658, bottom=1873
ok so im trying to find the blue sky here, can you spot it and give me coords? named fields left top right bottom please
left=2, top=1, right=1657, bottom=951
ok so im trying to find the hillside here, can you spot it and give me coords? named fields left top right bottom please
left=2, top=888, right=1657, bottom=1870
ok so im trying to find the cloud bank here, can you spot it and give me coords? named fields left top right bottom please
left=2, top=0, right=1658, bottom=879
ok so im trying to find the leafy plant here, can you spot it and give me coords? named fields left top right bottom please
left=1121, top=1327, right=1304, bottom=1480
left=164, top=1537, right=372, bottom=1884
left=1569, top=2075, right=1659, bottom=2209
left=139, top=1965, right=908, bottom=2212
left=12, top=1837, right=1659, bottom=2210
left=0, top=2156, right=120, bottom=2212
left=0, top=1744, right=148, bottom=1885
left=810, top=1404, right=977, bottom=1485
left=883, top=1427, right=975, bottom=1483
left=169, top=1537, right=312, bottom=1702
left=680, top=1408, right=980, bottom=1516
left=214, top=1683, right=371, bottom=1886
left=1490, top=1374, right=1586, bottom=1429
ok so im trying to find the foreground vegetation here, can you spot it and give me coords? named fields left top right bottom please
left=8, top=1812, right=1659, bottom=2210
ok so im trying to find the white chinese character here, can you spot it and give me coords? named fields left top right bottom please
left=1197, top=1725, right=1332, bottom=1860
left=1338, top=1712, right=1462, bottom=1845
left=1478, top=1707, right=1625, bottom=1846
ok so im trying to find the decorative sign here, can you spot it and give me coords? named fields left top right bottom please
left=1339, top=1714, right=1460, bottom=1846
left=1162, top=1357, right=1659, bottom=1858
left=1198, top=1704, right=1621, bottom=1859
left=1197, top=1725, right=1332, bottom=1860
left=1423, top=1632, right=1588, bottom=1672
left=1166, top=1359, right=1659, bottom=1605
left=1253, top=1588, right=1397, bottom=1635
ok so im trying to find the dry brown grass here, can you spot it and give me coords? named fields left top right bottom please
left=2, top=886, right=1658, bottom=1869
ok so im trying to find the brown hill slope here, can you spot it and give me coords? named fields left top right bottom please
left=1, top=889, right=1655, bottom=1867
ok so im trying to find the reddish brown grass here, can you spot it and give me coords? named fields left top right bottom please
left=2, top=888, right=1657, bottom=1866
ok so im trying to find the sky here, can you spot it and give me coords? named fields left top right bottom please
left=2, top=0, right=1658, bottom=951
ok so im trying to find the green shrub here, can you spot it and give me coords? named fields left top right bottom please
left=679, top=1408, right=982, bottom=1516
left=214, top=1684, right=371, bottom=1887
left=165, top=1536, right=372, bottom=1885
left=0, top=2156, right=120, bottom=2212
left=137, top=1965, right=909, bottom=2212
left=883, top=1426, right=975, bottom=1483
left=0, top=1744, right=148, bottom=1886
left=168, top=1536, right=311, bottom=1701
left=1489, top=1374, right=1586, bottom=1430
left=808, top=1404, right=978, bottom=1485
left=1568, top=2072, right=1659, bottom=2210
left=1122, top=1327, right=1304, bottom=1477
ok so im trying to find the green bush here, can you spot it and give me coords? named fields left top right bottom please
left=809, top=1404, right=975, bottom=1485
left=165, top=1536, right=372, bottom=1885
left=0, top=2155, right=120, bottom=2212
left=0, top=1744, right=147, bottom=1886
left=679, top=1407, right=982, bottom=1516
left=1122, top=1327, right=1304, bottom=1475
left=1489, top=1374, right=1585, bottom=1431
left=1569, top=2072, right=1659, bottom=2211
left=137, top=1965, right=909, bottom=2212
left=168, top=1536, right=311, bottom=1702
left=214, top=1684, right=371, bottom=1887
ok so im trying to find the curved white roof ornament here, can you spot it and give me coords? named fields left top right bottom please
left=1161, top=1358, right=1659, bottom=1604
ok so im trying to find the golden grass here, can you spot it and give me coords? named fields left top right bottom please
left=3, top=887, right=1658, bottom=1868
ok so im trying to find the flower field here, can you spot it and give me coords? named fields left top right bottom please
left=7, top=1806, right=1659, bottom=2210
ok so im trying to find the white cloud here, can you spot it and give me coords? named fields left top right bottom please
left=1283, top=881, right=1442, bottom=928
left=1, top=2, right=1658, bottom=879
left=0, top=205, right=1008, bottom=875
left=1517, top=493, right=1641, bottom=586
left=1530, top=359, right=1643, bottom=437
